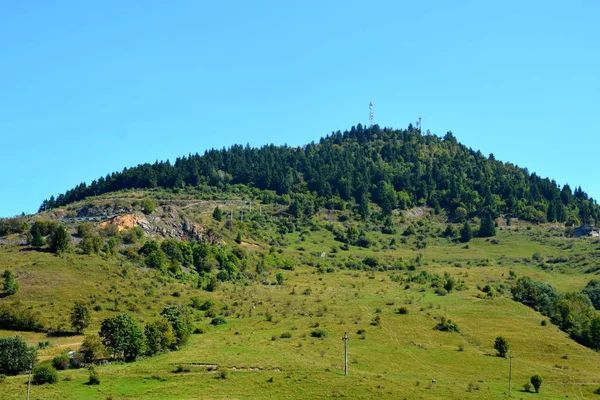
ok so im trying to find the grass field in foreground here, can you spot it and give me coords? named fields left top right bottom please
left=2, top=214, right=600, bottom=399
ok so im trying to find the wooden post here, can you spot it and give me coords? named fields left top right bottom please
left=342, top=332, right=349, bottom=376
left=508, top=354, right=513, bottom=397
left=26, top=361, right=33, bottom=400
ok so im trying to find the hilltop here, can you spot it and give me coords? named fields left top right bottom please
left=1, top=125, right=600, bottom=399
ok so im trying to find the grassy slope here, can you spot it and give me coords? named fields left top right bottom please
left=2, top=203, right=600, bottom=399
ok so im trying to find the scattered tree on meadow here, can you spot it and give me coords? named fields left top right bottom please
left=460, top=222, right=473, bottom=243
left=213, top=206, right=223, bottom=221
left=2, top=270, right=19, bottom=296
left=494, top=336, right=509, bottom=358
left=530, top=374, right=542, bottom=393
left=48, top=225, right=70, bottom=253
left=144, top=317, right=177, bottom=355
left=160, top=305, right=192, bottom=346
left=99, top=314, right=145, bottom=361
left=70, top=301, right=91, bottom=333
left=478, top=212, right=496, bottom=237
left=0, top=336, right=37, bottom=375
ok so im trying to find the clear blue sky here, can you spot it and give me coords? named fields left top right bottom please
left=1, top=1, right=598, bottom=217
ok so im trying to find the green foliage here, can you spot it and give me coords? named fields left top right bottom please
left=2, top=270, right=19, bottom=296
left=434, top=317, right=460, bottom=333
left=145, top=317, right=177, bottom=355
left=32, top=364, right=58, bottom=385
left=310, top=329, right=328, bottom=338
left=478, top=212, right=496, bottom=237
left=0, top=217, right=29, bottom=236
left=39, top=125, right=600, bottom=229
left=460, top=222, right=473, bottom=243
left=70, top=301, right=91, bottom=333
left=275, top=272, right=285, bottom=285
left=0, top=302, right=45, bottom=332
left=48, top=225, right=70, bottom=253
left=87, top=365, right=100, bottom=385
left=161, top=239, right=184, bottom=264
left=79, top=233, right=103, bottom=255
left=0, top=336, right=37, bottom=375
left=81, top=335, right=108, bottom=363
left=145, top=249, right=168, bottom=271
left=141, top=198, right=156, bottom=215
left=100, top=313, right=145, bottom=360
left=582, top=280, right=600, bottom=310
left=52, top=353, right=70, bottom=370
left=213, top=206, right=223, bottom=221
left=76, top=222, right=94, bottom=238
left=494, top=336, right=509, bottom=358
left=210, top=317, right=227, bottom=326
left=160, top=305, right=192, bottom=346
left=530, top=374, right=542, bottom=393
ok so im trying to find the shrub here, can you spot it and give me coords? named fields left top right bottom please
left=87, top=366, right=100, bottom=385
left=279, top=332, right=292, bottom=339
left=0, top=302, right=45, bottom=332
left=523, top=382, right=531, bottom=392
left=0, top=374, right=6, bottom=383
left=530, top=374, right=542, bottom=393
left=141, top=198, right=156, bottom=215
left=52, top=353, right=70, bottom=370
left=396, top=307, right=409, bottom=315
left=210, top=317, right=227, bottom=326
left=494, top=336, right=509, bottom=358
left=81, top=334, right=108, bottom=363
left=32, top=364, right=58, bottom=384
left=2, top=270, right=19, bottom=296
left=310, top=330, right=328, bottom=338
left=434, top=317, right=460, bottom=333
left=173, top=364, right=191, bottom=373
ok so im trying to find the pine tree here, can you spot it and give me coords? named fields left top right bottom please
left=49, top=225, right=70, bottom=253
left=2, top=270, right=19, bottom=296
left=478, top=213, right=496, bottom=237
left=213, top=206, right=223, bottom=221
left=460, top=222, right=473, bottom=243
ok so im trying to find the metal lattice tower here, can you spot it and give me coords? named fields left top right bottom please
left=369, top=102, right=374, bottom=127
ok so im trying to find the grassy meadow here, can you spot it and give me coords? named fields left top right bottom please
left=2, top=199, right=600, bottom=399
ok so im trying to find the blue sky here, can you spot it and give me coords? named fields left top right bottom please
left=1, top=1, right=598, bottom=217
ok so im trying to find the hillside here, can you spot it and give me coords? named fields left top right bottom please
left=39, top=125, right=599, bottom=227
left=1, top=126, right=600, bottom=399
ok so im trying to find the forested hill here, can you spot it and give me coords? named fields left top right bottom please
left=40, top=124, right=598, bottom=224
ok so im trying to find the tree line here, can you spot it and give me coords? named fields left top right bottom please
left=38, top=124, right=599, bottom=225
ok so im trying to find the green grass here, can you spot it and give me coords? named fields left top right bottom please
left=2, top=201, right=600, bottom=399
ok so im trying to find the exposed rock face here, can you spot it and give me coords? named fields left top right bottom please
left=136, top=206, right=204, bottom=241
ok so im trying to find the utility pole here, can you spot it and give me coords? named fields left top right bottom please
left=26, top=361, right=33, bottom=400
left=508, top=354, right=513, bottom=397
left=342, top=332, right=349, bottom=376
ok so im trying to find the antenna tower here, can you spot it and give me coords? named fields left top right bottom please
left=369, top=102, right=374, bottom=127
left=416, top=116, right=422, bottom=132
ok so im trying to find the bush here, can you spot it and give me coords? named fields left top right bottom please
left=310, top=330, right=328, bottom=338
left=523, top=382, right=531, bottom=392
left=210, top=317, right=227, bottom=326
left=530, top=374, right=542, bottom=393
left=52, top=353, right=70, bottom=370
left=81, top=335, right=108, bottom=363
left=434, top=317, right=460, bottom=333
left=279, top=332, right=292, bottom=339
left=87, top=366, right=100, bottom=385
left=0, top=302, right=45, bottom=332
left=32, top=364, right=58, bottom=384
left=396, top=307, right=409, bottom=315
left=494, top=336, right=509, bottom=358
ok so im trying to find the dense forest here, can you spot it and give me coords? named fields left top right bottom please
left=39, top=124, right=599, bottom=224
